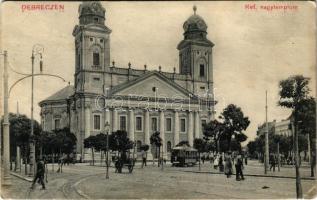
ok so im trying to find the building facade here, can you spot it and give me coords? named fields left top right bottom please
left=39, top=2, right=216, bottom=160
left=256, top=119, right=292, bottom=137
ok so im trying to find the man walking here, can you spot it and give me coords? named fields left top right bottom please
left=141, top=150, right=147, bottom=168
left=30, top=159, right=46, bottom=190
left=235, top=155, right=245, bottom=181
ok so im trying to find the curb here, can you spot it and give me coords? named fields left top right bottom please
left=10, top=172, right=33, bottom=182
left=183, top=170, right=316, bottom=180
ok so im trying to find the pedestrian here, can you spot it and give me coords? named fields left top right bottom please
left=219, top=155, right=224, bottom=172
left=213, top=155, right=219, bottom=169
left=224, top=153, right=233, bottom=178
left=235, top=154, right=245, bottom=181
left=270, top=154, right=276, bottom=172
left=210, top=154, right=214, bottom=165
left=141, top=150, right=147, bottom=168
left=202, top=155, right=205, bottom=164
left=30, top=159, right=46, bottom=190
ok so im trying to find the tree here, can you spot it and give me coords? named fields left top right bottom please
left=2, top=113, right=41, bottom=174
left=34, top=131, right=52, bottom=159
left=109, top=130, right=134, bottom=157
left=94, top=133, right=108, bottom=166
left=297, top=97, right=316, bottom=177
left=247, top=140, right=257, bottom=158
left=150, top=131, right=162, bottom=167
left=193, top=138, right=206, bottom=171
left=278, top=75, right=311, bottom=198
left=203, top=120, right=225, bottom=153
left=220, top=104, right=250, bottom=152
left=53, top=128, right=76, bottom=156
left=84, top=135, right=97, bottom=165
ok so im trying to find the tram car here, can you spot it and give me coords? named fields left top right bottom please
left=171, top=146, right=199, bottom=167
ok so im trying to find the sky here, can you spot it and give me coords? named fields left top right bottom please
left=1, top=1, right=316, bottom=143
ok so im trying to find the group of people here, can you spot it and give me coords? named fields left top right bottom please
left=210, top=152, right=246, bottom=181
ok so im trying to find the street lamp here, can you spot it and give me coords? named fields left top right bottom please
left=29, top=44, right=44, bottom=177
left=105, top=121, right=110, bottom=179
left=1, top=47, right=66, bottom=182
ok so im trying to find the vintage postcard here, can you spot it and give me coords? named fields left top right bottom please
left=0, top=1, right=316, bottom=199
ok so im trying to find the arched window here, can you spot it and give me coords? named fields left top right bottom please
left=137, top=140, right=142, bottom=152
left=167, top=141, right=172, bottom=152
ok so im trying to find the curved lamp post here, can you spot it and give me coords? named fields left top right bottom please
left=1, top=47, right=66, bottom=183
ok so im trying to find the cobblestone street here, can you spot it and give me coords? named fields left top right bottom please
left=2, top=160, right=316, bottom=199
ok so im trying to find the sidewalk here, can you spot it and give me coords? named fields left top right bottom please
left=182, top=160, right=315, bottom=180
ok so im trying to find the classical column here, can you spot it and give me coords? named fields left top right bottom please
left=112, top=108, right=118, bottom=132
left=84, top=104, right=90, bottom=139
left=194, top=111, right=200, bottom=139
left=188, top=111, right=194, bottom=147
left=160, top=111, right=165, bottom=153
left=144, top=110, right=150, bottom=145
left=174, top=111, right=179, bottom=146
left=129, top=109, right=135, bottom=141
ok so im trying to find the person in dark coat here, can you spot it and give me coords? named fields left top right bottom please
left=141, top=150, right=147, bottom=168
left=219, top=155, right=224, bottom=172
left=224, top=154, right=233, bottom=178
left=31, top=159, right=46, bottom=190
left=235, top=155, right=244, bottom=181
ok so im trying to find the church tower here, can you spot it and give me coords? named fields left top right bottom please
left=177, top=6, right=214, bottom=96
left=72, top=1, right=111, bottom=94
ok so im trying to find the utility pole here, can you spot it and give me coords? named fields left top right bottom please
left=264, top=91, right=269, bottom=174
left=2, top=50, right=12, bottom=185
left=16, top=102, right=21, bottom=172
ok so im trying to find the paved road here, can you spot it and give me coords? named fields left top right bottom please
left=2, top=160, right=316, bottom=199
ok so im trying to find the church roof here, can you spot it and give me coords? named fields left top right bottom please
left=79, top=1, right=105, bottom=19
left=109, top=71, right=197, bottom=99
left=40, top=85, right=74, bottom=104
left=183, top=6, right=207, bottom=33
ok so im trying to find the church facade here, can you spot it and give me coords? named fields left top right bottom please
left=39, top=2, right=216, bottom=160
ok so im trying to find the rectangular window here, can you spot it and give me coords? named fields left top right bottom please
left=200, top=64, right=205, bottom=77
left=54, top=119, right=61, bottom=130
left=136, top=116, right=142, bottom=131
left=120, top=116, right=127, bottom=131
left=180, top=118, right=186, bottom=132
left=151, top=117, right=158, bottom=132
left=166, top=118, right=172, bottom=132
left=93, top=114, right=101, bottom=130
left=93, top=52, right=100, bottom=66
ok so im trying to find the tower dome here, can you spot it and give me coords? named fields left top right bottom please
left=183, top=6, right=207, bottom=34
left=78, top=1, right=106, bottom=25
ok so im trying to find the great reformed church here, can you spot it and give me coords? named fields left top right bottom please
left=39, top=1, right=216, bottom=160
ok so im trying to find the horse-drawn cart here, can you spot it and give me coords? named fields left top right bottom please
left=114, top=152, right=135, bottom=173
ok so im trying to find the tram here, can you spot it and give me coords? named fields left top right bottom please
left=171, top=146, right=198, bottom=167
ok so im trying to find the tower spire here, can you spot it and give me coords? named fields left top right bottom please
left=193, top=5, right=197, bottom=15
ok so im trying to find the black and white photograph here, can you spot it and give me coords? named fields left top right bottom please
left=0, top=1, right=316, bottom=199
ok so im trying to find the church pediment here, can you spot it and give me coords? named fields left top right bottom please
left=110, top=72, right=194, bottom=100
